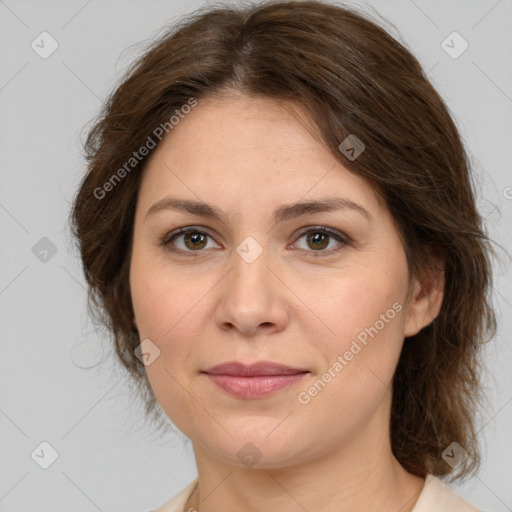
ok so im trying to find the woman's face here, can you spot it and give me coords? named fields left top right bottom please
left=130, top=93, right=427, bottom=469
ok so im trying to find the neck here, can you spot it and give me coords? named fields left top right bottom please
left=187, top=405, right=425, bottom=512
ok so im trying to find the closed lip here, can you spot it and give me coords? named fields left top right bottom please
left=202, top=361, right=309, bottom=376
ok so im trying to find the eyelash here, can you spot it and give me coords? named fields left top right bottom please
left=159, top=226, right=349, bottom=258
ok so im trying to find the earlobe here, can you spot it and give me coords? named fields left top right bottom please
left=403, top=257, right=445, bottom=338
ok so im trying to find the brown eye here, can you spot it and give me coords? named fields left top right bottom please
left=306, top=231, right=330, bottom=250
left=162, top=227, right=220, bottom=254
left=293, top=227, right=348, bottom=256
left=183, top=231, right=207, bottom=250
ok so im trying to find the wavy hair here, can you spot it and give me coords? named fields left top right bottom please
left=69, top=0, right=497, bottom=480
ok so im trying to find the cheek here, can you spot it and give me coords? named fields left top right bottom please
left=311, top=263, right=405, bottom=347
left=130, top=257, right=204, bottom=431
left=129, top=251, right=216, bottom=382
left=294, top=273, right=405, bottom=431
left=131, top=277, right=204, bottom=379
left=130, top=245, right=198, bottom=339
left=300, top=261, right=407, bottom=411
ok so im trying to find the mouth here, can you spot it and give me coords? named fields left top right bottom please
left=201, top=361, right=310, bottom=399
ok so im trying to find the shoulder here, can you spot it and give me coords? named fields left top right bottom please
left=412, top=474, right=482, bottom=512
left=151, top=478, right=199, bottom=512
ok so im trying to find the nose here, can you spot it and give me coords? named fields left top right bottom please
left=214, top=245, right=290, bottom=337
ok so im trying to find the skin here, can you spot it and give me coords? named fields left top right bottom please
left=129, top=91, right=444, bottom=512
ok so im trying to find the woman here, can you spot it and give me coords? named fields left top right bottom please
left=69, top=1, right=496, bottom=510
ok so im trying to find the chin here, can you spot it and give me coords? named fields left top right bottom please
left=198, top=421, right=313, bottom=470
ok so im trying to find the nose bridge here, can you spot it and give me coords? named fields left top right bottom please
left=214, top=236, right=288, bottom=334
left=229, top=237, right=275, bottom=302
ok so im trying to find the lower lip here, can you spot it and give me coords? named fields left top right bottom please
left=204, top=373, right=308, bottom=399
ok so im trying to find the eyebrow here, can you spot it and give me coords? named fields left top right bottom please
left=145, top=196, right=371, bottom=223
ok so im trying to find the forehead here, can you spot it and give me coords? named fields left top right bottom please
left=138, top=94, right=383, bottom=218
left=154, top=94, right=325, bottom=164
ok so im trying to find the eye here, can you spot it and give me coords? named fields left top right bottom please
left=292, top=227, right=348, bottom=256
left=160, top=225, right=349, bottom=257
left=161, top=227, right=220, bottom=254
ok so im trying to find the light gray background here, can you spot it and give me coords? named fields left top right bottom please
left=1, top=0, right=511, bottom=510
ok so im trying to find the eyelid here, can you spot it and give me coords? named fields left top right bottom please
left=161, top=226, right=216, bottom=244
left=292, top=225, right=349, bottom=243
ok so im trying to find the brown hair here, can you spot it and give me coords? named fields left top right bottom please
left=69, top=0, right=497, bottom=480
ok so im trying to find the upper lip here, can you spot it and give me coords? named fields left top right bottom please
left=202, top=361, right=308, bottom=377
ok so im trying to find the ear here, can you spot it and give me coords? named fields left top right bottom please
left=403, top=248, right=445, bottom=338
